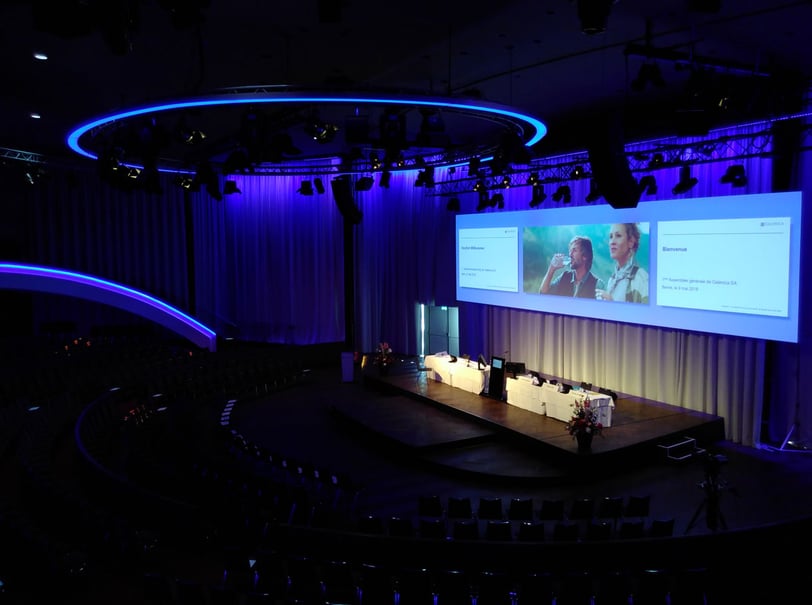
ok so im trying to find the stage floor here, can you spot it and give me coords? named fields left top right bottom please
left=331, top=358, right=725, bottom=481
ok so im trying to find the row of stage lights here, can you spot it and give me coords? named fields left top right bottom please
left=456, top=162, right=747, bottom=212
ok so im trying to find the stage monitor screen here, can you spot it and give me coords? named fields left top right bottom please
left=456, top=191, right=802, bottom=342
left=491, top=356, right=504, bottom=369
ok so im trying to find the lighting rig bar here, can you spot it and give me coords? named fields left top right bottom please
left=430, top=128, right=779, bottom=196
left=0, top=146, right=46, bottom=165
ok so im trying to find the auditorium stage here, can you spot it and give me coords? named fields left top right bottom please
left=330, top=358, right=726, bottom=483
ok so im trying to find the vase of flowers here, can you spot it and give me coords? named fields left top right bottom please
left=566, top=396, right=603, bottom=453
left=375, top=341, right=393, bottom=375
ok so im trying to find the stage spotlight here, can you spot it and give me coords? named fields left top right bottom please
left=473, top=179, right=485, bottom=192
left=476, top=189, right=492, bottom=212
left=638, top=175, right=657, bottom=195
left=631, top=62, right=666, bottom=92
left=182, top=129, right=206, bottom=145
left=552, top=185, right=571, bottom=203
left=356, top=176, right=374, bottom=191
left=585, top=179, right=602, bottom=203
left=379, top=170, right=392, bottom=188
left=223, top=180, right=241, bottom=195
left=370, top=153, right=382, bottom=171
left=501, top=175, right=511, bottom=188
left=577, top=0, right=614, bottom=35
left=570, top=165, right=586, bottom=179
left=720, top=164, right=747, bottom=187
left=223, top=149, right=252, bottom=174
left=527, top=172, right=539, bottom=185
left=446, top=197, right=460, bottom=212
left=647, top=153, right=665, bottom=170
left=414, top=166, right=435, bottom=187
left=297, top=180, right=314, bottom=195
left=529, top=183, right=547, bottom=208
left=305, top=120, right=339, bottom=143
left=672, top=165, right=698, bottom=195
left=176, top=175, right=195, bottom=191
left=314, top=178, right=325, bottom=194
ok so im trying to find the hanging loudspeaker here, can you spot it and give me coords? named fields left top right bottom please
left=587, top=114, right=641, bottom=209
left=331, top=175, right=362, bottom=224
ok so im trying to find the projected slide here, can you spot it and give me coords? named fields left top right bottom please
left=657, top=217, right=791, bottom=317
left=458, top=227, right=519, bottom=292
left=455, top=191, right=802, bottom=343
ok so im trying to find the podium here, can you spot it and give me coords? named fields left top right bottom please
left=486, top=356, right=506, bottom=400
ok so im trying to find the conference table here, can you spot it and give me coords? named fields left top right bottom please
left=423, top=354, right=490, bottom=395
left=506, top=377, right=614, bottom=427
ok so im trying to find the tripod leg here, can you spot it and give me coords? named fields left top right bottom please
left=684, top=500, right=705, bottom=535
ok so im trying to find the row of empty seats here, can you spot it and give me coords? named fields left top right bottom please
left=144, top=546, right=722, bottom=605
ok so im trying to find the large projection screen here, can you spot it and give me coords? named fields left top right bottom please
left=456, top=191, right=802, bottom=343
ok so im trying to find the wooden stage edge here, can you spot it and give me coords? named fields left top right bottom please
left=331, top=361, right=726, bottom=484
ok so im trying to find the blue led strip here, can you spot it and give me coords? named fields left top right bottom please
left=67, top=91, right=547, bottom=165
left=0, top=263, right=217, bottom=351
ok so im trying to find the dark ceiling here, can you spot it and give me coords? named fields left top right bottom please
left=2, top=1, right=811, bottom=175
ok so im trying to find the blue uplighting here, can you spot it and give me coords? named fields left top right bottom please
left=66, top=91, right=547, bottom=166
left=0, top=263, right=217, bottom=351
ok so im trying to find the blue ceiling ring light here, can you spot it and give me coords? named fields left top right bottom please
left=0, top=263, right=217, bottom=351
left=66, top=89, right=547, bottom=173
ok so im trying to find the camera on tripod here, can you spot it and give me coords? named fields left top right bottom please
left=703, top=452, right=728, bottom=481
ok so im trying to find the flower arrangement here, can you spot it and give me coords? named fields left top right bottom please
left=375, top=341, right=394, bottom=366
left=566, top=396, right=603, bottom=438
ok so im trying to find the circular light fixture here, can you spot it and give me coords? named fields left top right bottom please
left=66, top=86, right=547, bottom=176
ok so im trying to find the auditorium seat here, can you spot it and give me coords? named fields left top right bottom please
left=452, top=519, right=480, bottom=540
left=552, top=521, right=580, bottom=541
left=507, top=497, right=534, bottom=522
left=419, top=518, right=447, bottom=540
left=477, top=496, right=504, bottom=520
left=357, top=514, right=385, bottom=535
left=418, top=495, right=444, bottom=519
left=624, top=494, right=651, bottom=520
left=596, top=496, right=624, bottom=529
left=538, top=499, right=565, bottom=521
left=517, top=521, right=546, bottom=542
left=387, top=516, right=415, bottom=538
left=447, top=496, right=474, bottom=520
left=618, top=519, right=645, bottom=539
left=358, top=562, right=397, bottom=605
left=649, top=517, right=675, bottom=537
left=568, top=497, right=594, bottom=522
left=484, top=519, right=513, bottom=541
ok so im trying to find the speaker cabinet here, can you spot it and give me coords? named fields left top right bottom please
left=331, top=175, right=362, bottom=224
left=587, top=115, right=641, bottom=209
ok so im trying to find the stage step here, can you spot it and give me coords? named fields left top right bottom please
left=658, top=436, right=706, bottom=462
